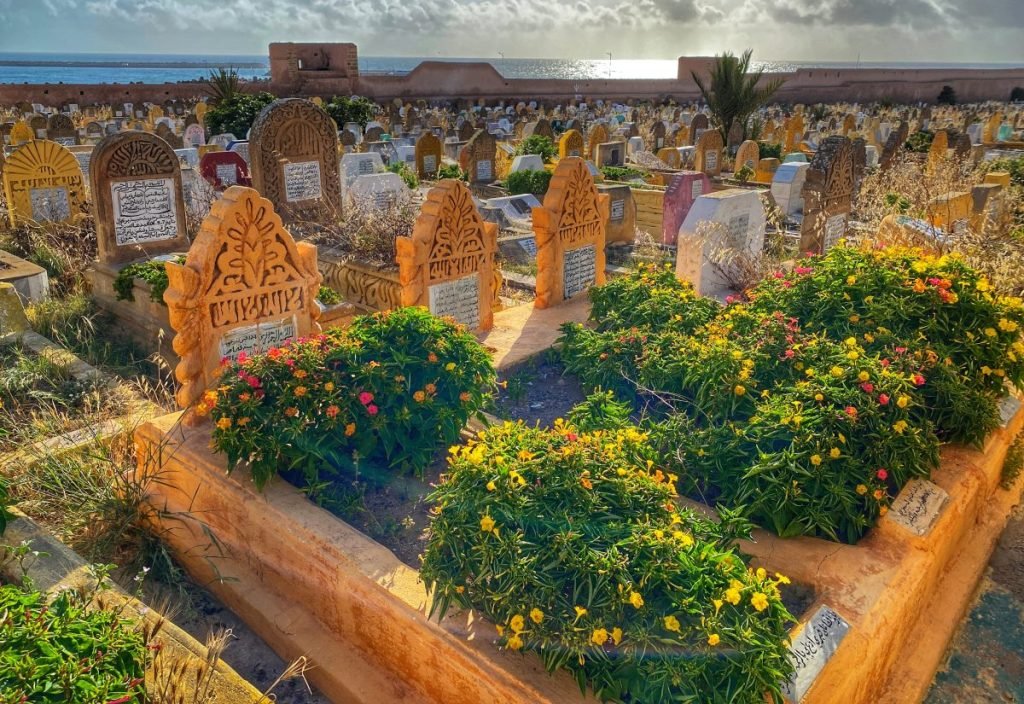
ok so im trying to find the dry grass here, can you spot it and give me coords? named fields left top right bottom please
left=302, top=198, right=417, bottom=268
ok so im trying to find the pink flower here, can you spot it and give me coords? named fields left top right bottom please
left=876, top=468, right=889, bottom=481
left=782, top=281, right=793, bottom=288
left=245, top=375, right=262, bottom=389
left=366, top=404, right=379, bottom=416
left=725, top=295, right=736, bottom=305
left=860, top=382, right=874, bottom=393
left=773, top=271, right=785, bottom=279
left=878, top=393, right=890, bottom=405
left=220, top=356, right=230, bottom=367
left=359, top=391, right=374, bottom=405
left=913, top=374, right=926, bottom=386
left=880, top=359, right=891, bottom=368
left=784, top=349, right=795, bottom=359
left=794, top=266, right=813, bottom=276
left=236, top=351, right=248, bottom=364
left=566, top=433, right=578, bottom=442
left=895, top=347, right=907, bottom=355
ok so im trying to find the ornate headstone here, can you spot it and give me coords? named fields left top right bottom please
left=558, top=129, right=584, bottom=160
left=799, top=136, right=854, bottom=254
left=587, top=123, right=609, bottom=159
left=688, top=114, right=709, bottom=145
left=395, top=179, right=498, bottom=332
left=459, top=130, right=497, bottom=185
left=248, top=99, right=342, bottom=223
left=735, top=140, right=760, bottom=173
left=2, top=140, right=86, bottom=227
left=165, top=186, right=322, bottom=422
left=91, top=131, right=188, bottom=264
left=47, top=114, right=79, bottom=146
left=414, top=132, right=442, bottom=180
left=533, top=158, right=609, bottom=309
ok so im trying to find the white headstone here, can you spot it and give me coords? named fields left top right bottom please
left=771, top=163, right=810, bottom=218
left=347, top=172, right=409, bottom=210
left=340, top=152, right=385, bottom=189
left=509, top=154, right=545, bottom=173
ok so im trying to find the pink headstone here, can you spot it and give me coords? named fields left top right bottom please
left=662, top=171, right=712, bottom=246
left=199, top=151, right=252, bottom=191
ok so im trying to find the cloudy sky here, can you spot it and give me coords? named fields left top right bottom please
left=2, top=0, right=1023, bottom=63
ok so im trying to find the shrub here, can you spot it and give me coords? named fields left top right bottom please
left=904, top=130, right=934, bottom=153
left=0, top=477, right=11, bottom=534
left=601, top=165, right=648, bottom=182
left=984, top=156, right=1024, bottom=187
left=1012, top=87, right=1024, bottom=103
left=735, top=164, right=754, bottom=183
left=204, top=91, right=276, bottom=138
left=316, top=285, right=343, bottom=305
left=0, top=581, right=146, bottom=703
left=514, top=134, right=557, bottom=162
left=112, top=256, right=185, bottom=304
left=758, top=142, right=782, bottom=160
left=505, top=169, right=552, bottom=196
left=207, top=307, right=497, bottom=488
left=420, top=413, right=794, bottom=704
left=387, top=160, right=419, bottom=190
left=437, top=163, right=468, bottom=181
left=936, top=85, right=957, bottom=105
left=324, top=95, right=376, bottom=129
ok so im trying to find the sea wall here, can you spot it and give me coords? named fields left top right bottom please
left=3, top=55, right=1023, bottom=107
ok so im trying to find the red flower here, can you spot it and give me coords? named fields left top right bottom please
left=895, top=347, right=907, bottom=355
left=913, top=374, right=926, bottom=386
left=326, top=405, right=340, bottom=418
left=782, top=281, right=793, bottom=288
left=876, top=469, right=889, bottom=481
left=794, top=266, right=813, bottom=276
left=236, top=351, right=248, bottom=364
left=845, top=406, right=858, bottom=417
left=359, top=391, right=374, bottom=405
left=880, top=359, right=891, bottom=368
left=566, top=433, right=578, bottom=442
left=784, top=349, right=795, bottom=359
left=878, top=393, right=890, bottom=405
left=860, top=382, right=874, bottom=393
left=773, top=271, right=785, bottom=279
left=367, top=404, right=379, bottom=416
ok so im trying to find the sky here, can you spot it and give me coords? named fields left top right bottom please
left=1, top=0, right=1023, bottom=63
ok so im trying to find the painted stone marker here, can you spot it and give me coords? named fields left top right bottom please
left=533, top=157, right=609, bottom=308
left=414, top=132, right=442, bottom=180
left=662, top=171, right=711, bottom=246
left=164, top=186, right=322, bottom=423
left=2, top=140, right=86, bottom=227
left=888, top=478, right=950, bottom=536
left=200, top=150, right=252, bottom=191
left=91, top=131, right=188, bottom=265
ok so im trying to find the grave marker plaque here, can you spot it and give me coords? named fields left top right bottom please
left=888, top=479, right=949, bottom=536
left=91, top=131, right=188, bottom=264
left=533, top=158, right=609, bottom=308
left=428, top=274, right=480, bottom=330
left=2, top=140, right=86, bottom=227
left=781, top=606, right=851, bottom=703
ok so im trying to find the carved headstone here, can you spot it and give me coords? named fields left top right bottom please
left=799, top=136, right=854, bottom=254
left=587, top=123, right=609, bottom=159
left=459, top=130, right=497, bottom=185
left=47, top=114, right=79, bottom=146
left=248, top=99, right=342, bottom=223
left=558, top=129, right=584, bottom=159
left=533, top=158, right=609, bottom=308
left=414, top=132, right=442, bottom=180
left=91, top=131, right=188, bottom=264
left=734, top=140, right=760, bottom=173
left=165, top=186, right=322, bottom=422
left=2, top=140, right=86, bottom=227
left=395, top=179, right=498, bottom=331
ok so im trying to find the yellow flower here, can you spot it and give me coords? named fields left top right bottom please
left=323, top=382, right=335, bottom=392
left=893, top=420, right=909, bottom=434
left=455, top=585, right=464, bottom=594
left=486, top=480, right=496, bottom=492
left=237, top=417, right=250, bottom=427
left=810, top=454, right=822, bottom=466
left=844, top=337, right=857, bottom=347
left=574, top=606, right=588, bottom=618
left=830, top=366, right=844, bottom=378
left=829, top=448, right=841, bottom=459
left=846, top=275, right=857, bottom=286
left=814, top=393, right=825, bottom=402
left=507, top=635, right=523, bottom=651
left=847, top=350, right=860, bottom=360
left=518, top=450, right=536, bottom=461
left=734, top=385, right=746, bottom=396
left=413, top=390, right=426, bottom=403
left=216, top=417, right=232, bottom=430
left=750, top=592, right=769, bottom=612
left=849, top=314, right=861, bottom=323
left=611, top=627, right=623, bottom=645
left=755, top=567, right=767, bottom=580
left=857, top=371, right=870, bottom=382
left=480, top=515, right=497, bottom=534
left=725, top=588, right=741, bottom=605
left=707, top=633, right=721, bottom=647
left=713, top=599, right=723, bottom=613
left=775, top=573, right=791, bottom=585
left=896, top=395, right=910, bottom=409
left=976, top=278, right=991, bottom=291
left=591, top=628, right=609, bottom=646
left=445, top=362, right=457, bottom=371
left=663, top=615, right=681, bottom=632
left=985, top=328, right=998, bottom=338
left=530, top=608, right=544, bottom=624
left=856, top=484, right=868, bottom=495
left=981, top=366, right=993, bottom=376
left=629, top=592, right=645, bottom=609
left=674, top=531, right=694, bottom=547
left=510, top=614, right=525, bottom=634
left=874, top=489, right=885, bottom=500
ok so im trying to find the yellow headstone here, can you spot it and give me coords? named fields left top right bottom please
left=2, top=140, right=86, bottom=227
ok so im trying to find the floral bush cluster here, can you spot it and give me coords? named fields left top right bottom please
left=421, top=395, right=794, bottom=704
left=561, top=246, right=1024, bottom=542
left=206, top=307, right=496, bottom=488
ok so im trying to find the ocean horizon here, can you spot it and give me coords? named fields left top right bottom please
left=2, top=52, right=1023, bottom=85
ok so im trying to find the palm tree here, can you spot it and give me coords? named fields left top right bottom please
left=204, top=67, right=241, bottom=106
left=691, top=50, right=784, bottom=144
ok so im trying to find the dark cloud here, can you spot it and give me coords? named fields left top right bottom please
left=768, top=0, right=1023, bottom=28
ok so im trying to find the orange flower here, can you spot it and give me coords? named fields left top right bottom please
left=326, top=405, right=340, bottom=418
left=293, top=369, right=308, bottom=379
left=580, top=476, right=593, bottom=490
left=237, top=417, right=250, bottom=426
left=345, top=423, right=356, bottom=437
left=425, top=383, right=437, bottom=394
left=428, top=353, right=438, bottom=362
left=413, top=390, right=427, bottom=403
left=238, top=392, right=251, bottom=402
left=459, top=392, right=471, bottom=402
left=285, top=407, right=299, bottom=417
left=294, top=386, right=308, bottom=397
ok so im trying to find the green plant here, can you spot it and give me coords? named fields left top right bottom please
left=324, top=95, right=376, bottom=129
left=758, top=142, right=782, bottom=160
left=208, top=307, right=497, bottom=489
left=983, top=156, right=1024, bottom=187
left=505, top=169, right=552, bottom=196
left=1012, top=87, right=1024, bottom=102
left=735, top=164, right=754, bottom=183
left=316, top=285, right=343, bottom=306
left=1002, top=435, right=1024, bottom=489
left=387, top=161, right=420, bottom=190
left=514, top=134, right=557, bottom=162
left=904, top=130, right=934, bottom=153
left=691, top=50, right=785, bottom=144
left=437, top=163, right=468, bottom=181
left=0, top=477, right=11, bottom=535
left=420, top=412, right=794, bottom=703
left=204, top=67, right=241, bottom=105
left=0, top=577, right=146, bottom=703
left=936, top=85, right=957, bottom=105
left=113, top=256, right=185, bottom=304
left=600, top=165, right=648, bottom=182
left=204, top=91, right=277, bottom=138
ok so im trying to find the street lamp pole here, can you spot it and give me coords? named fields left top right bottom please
left=606, top=52, right=612, bottom=79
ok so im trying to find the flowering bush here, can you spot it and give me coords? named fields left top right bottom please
left=420, top=404, right=794, bottom=704
left=207, top=307, right=496, bottom=489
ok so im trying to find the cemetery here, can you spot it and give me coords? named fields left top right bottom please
left=1, top=51, right=1024, bottom=704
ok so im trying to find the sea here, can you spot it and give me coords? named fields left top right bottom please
left=1, top=52, right=1022, bottom=85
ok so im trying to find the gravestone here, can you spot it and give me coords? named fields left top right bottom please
left=781, top=606, right=851, bottom=703
left=395, top=179, right=498, bottom=331
left=734, top=140, right=759, bottom=173
left=596, top=183, right=635, bottom=244
left=587, top=123, right=609, bottom=159
left=340, top=152, right=385, bottom=189
left=459, top=130, right=497, bottom=185
left=694, top=130, right=724, bottom=177
left=183, top=123, right=206, bottom=148
left=755, top=158, right=781, bottom=184
left=414, top=132, right=442, bottom=180
left=771, top=162, right=810, bottom=218
left=558, top=129, right=584, bottom=159
left=799, top=136, right=855, bottom=254
left=523, top=118, right=554, bottom=140
left=348, top=173, right=409, bottom=210
left=594, top=141, right=625, bottom=168
left=676, top=188, right=766, bottom=296
left=887, top=479, right=949, bottom=536
left=68, top=145, right=94, bottom=186
left=509, top=154, right=545, bottom=174
left=689, top=114, right=709, bottom=145
left=2, top=140, right=86, bottom=227
left=656, top=147, right=682, bottom=169
left=228, top=140, right=250, bottom=165
left=200, top=150, right=252, bottom=191
left=248, top=99, right=342, bottom=222
left=174, top=148, right=200, bottom=170
left=165, top=186, right=322, bottom=422
left=651, top=121, right=666, bottom=150
left=662, top=171, right=711, bottom=246
left=47, top=114, right=78, bottom=146
left=0, top=283, right=30, bottom=338
left=209, top=133, right=237, bottom=150
left=9, top=121, right=34, bottom=146
left=91, top=131, right=188, bottom=264
left=533, top=158, right=609, bottom=308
